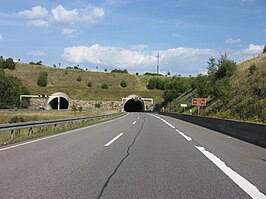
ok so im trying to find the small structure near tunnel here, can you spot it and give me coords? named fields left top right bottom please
left=46, top=92, right=70, bottom=110
left=122, top=95, right=153, bottom=112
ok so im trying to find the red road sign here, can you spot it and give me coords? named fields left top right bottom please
left=192, top=98, right=199, bottom=106
left=192, top=98, right=207, bottom=106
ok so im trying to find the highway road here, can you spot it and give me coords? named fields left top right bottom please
left=0, top=113, right=265, bottom=199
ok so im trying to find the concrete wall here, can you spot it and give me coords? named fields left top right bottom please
left=159, top=112, right=266, bottom=148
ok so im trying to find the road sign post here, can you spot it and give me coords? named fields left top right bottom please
left=192, top=98, right=207, bottom=115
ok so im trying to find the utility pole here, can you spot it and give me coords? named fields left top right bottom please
left=156, top=51, right=161, bottom=74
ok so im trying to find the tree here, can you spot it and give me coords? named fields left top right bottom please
left=104, top=69, right=107, bottom=72
left=212, top=79, right=232, bottom=104
left=0, top=56, right=4, bottom=69
left=167, top=71, right=171, bottom=76
left=207, top=57, right=217, bottom=75
left=263, top=45, right=266, bottom=54
left=192, top=75, right=212, bottom=98
left=215, top=54, right=236, bottom=80
left=0, top=73, right=29, bottom=108
left=37, top=72, right=48, bottom=87
left=4, top=58, right=16, bottom=70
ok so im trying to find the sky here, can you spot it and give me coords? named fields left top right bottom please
left=0, top=0, right=265, bottom=75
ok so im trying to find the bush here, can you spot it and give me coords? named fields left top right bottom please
left=87, top=81, right=92, bottom=87
left=95, top=102, right=101, bottom=108
left=76, top=76, right=82, bottom=82
left=37, top=72, right=48, bottom=87
left=120, top=80, right=127, bottom=87
left=9, top=116, right=25, bottom=123
left=101, top=83, right=109, bottom=89
left=78, top=107, right=83, bottom=112
left=249, top=64, right=257, bottom=75
left=4, top=58, right=16, bottom=70
left=111, top=69, right=128, bottom=74
left=147, top=77, right=157, bottom=89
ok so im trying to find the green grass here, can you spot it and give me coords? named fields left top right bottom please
left=169, top=54, right=266, bottom=124
left=0, top=109, right=119, bottom=124
left=0, top=113, right=125, bottom=146
left=4, top=63, right=165, bottom=102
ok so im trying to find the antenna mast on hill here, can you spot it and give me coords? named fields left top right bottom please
left=156, top=51, right=161, bottom=74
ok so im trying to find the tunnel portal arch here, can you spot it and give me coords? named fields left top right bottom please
left=123, top=95, right=145, bottom=112
left=46, top=92, right=70, bottom=110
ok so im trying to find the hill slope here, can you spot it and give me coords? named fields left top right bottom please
left=171, top=54, right=266, bottom=123
left=5, top=63, right=165, bottom=102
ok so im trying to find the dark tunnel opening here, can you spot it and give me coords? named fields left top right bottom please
left=124, top=99, right=145, bottom=112
left=49, top=97, right=69, bottom=110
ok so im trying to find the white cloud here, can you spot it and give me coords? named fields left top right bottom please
left=28, top=20, right=50, bottom=27
left=62, top=28, right=78, bottom=37
left=51, top=5, right=78, bottom=25
left=236, top=44, right=264, bottom=55
left=63, top=44, right=216, bottom=75
left=263, top=28, right=266, bottom=32
left=243, top=44, right=264, bottom=54
left=0, top=34, right=3, bottom=40
left=225, top=38, right=242, bottom=45
left=18, top=6, right=48, bottom=19
left=28, top=51, right=46, bottom=56
left=51, top=5, right=105, bottom=25
left=17, top=4, right=105, bottom=28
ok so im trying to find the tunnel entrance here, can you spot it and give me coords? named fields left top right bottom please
left=124, top=98, right=145, bottom=112
left=46, top=92, right=70, bottom=110
left=49, top=97, right=69, bottom=109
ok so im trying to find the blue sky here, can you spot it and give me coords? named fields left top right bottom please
left=0, top=0, right=265, bottom=75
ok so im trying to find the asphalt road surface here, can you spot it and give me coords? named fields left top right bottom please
left=0, top=113, right=265, bottom=199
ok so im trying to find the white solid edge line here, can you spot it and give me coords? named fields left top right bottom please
left=0, top=113, right=129, bottom=152
left=176, top=129, right=192, bottom=141
left=105, top=133, right=123, bottom=147
left=195, top=146, right=266, bottom=199
left=133, top=121, right=136, bottom=125
left=160, top=118, right=175, bottom=129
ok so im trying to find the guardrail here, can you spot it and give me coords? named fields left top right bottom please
left=159, top=112, right=266, bottom=148
left=0, top=113, right=123, bottom=140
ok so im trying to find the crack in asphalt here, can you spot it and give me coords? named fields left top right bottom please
left=97, top=116, right=145, bottom=199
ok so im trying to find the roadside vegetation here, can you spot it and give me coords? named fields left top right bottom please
left=0, top=113, right=125, bottom=146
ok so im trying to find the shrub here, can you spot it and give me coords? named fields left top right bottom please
left=78, top=107, right=83, bottom=112
left=120, top=80, right=127, bottom=87
left=4, top=58, right=16, bottom=70
left=37, top=72, right=48, bottom=87
left=76, top=76, right=82, bottom=82
left=87, top=81, right=92, bottom=87
left=249, top=64, right=257, bottom=75
left=147, top=77, right=156, bottom=89
left=111, top=69, right=128, bottom=74
left=101, top=83, right=109, bottom=89
left=9, top=116, right=25, bottom=123
left=95, top=102, right=101, bottom=108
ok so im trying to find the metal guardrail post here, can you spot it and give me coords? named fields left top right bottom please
left=28, top=127, right=33, bottom=136
left=10, top=130, right=14, bottom=140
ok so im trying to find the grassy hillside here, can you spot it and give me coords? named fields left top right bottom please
left=4, top=63, right=165, bottom=103
left=170, top=54, right=266, bottom=123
